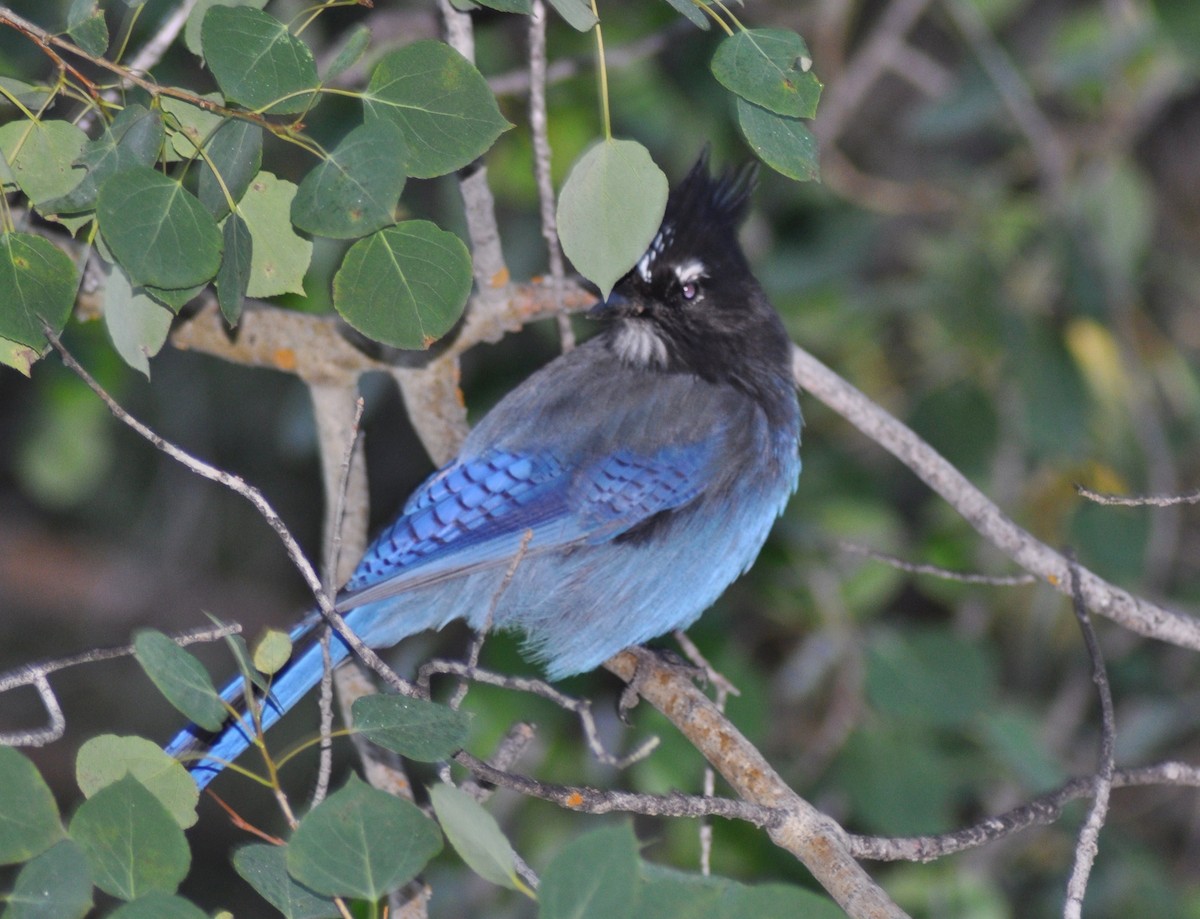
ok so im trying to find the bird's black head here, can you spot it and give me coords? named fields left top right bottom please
left=598, top=152, right=792, bottom=395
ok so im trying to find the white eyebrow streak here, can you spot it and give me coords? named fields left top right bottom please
left=675, top=259, right=706, bottom=284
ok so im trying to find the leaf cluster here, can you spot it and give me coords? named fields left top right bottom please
left=0, top=0, right=821, bottom=374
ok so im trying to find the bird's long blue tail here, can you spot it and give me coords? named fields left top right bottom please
left=164, top=613, right=353, bottom=789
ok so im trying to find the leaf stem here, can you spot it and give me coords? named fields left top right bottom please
left=590, top=0, right=611, bottom=140
left=710, top=0, right=743, bottom=32
left=698, top=0, right=734, bottom=36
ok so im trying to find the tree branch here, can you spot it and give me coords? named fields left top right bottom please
left=790, top=344, right=1200, bottom=652
left=848, top=761, right=1200, bottom=861
left=606, top=648, right=909, bottom=919
left=1063, top=553, right=1116, bottom=919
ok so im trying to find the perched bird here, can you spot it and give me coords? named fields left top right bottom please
left=167, top=153, right=803, bottom=788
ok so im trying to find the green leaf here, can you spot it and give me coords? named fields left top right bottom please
left=252, top=628, right=291, bottom=675
left=1075, top=161, right=1152, bottom=288
left=197, top=120, right=263, bottom=218
left=980, top=708, right=1066, bottom=794
left=0, top=232, right=76, bottom=349
left=66, top=0, right=108, bottom=56
left=545, top=0, right=597, bottom=30
left=0, top=335, right=40, bottom=375
left=4, top=839, right=92, bottom=919
left=473, top=0, right=534, bottom=11
left=866, top=629, right=996, bottom=727
left=634, top=864, right=722, bottom=918
left=292, top=120, right=406, bottom=239
left=96, top=166, right=222, bottom=289
left=364, top=41, right=512, bottom=178
left=540, top=824, right=640, bottom=919
left=287, top=775, right=442, bottom=900
left=333, top=221, right=471, bottom=349
left=185, top=0, right=267, bottom=57
left=0, top=746, right=64, bottom=865
left=0, top=78, right=55, bottom=111
left=836, top=725, right=955, bottom=835
left=0, top=118, right=88, bottom=207
left=76, top=735, right=199, bottom=829
left=657, top=0, right=709, bottom=29
left=41, top=105, right=164, bottom=215
left=323, top=23, right=371, bottom=81
left=68, top=774, right=190, bottom=900
left=1153, top=0, right=1200, bottom=58
left=13, top=378, right=113, bottom=506
left=722, top=880, right=845, bottom=918
left=430, top=783, right=525, bottom=893
left=635, top=864, right=845, bottom=919
left=736, top=97, right=820, bottom=182
left=202, top=610, right=270, bottom=695
left=232, top=843, right=340, bottom=919
left=106, top=106, right=166, bottom=165
left=133, top=628, right=226, bottom=732
left=239, top=172, right=312, bottom=297
left=160, top=93, right=225, bottom=160
left=216, top=212, right=252, bottom=325
left=107, top=892, right=209, bottom=919
left=141, top=282, right=205, bottom=312
left=103, top=263, right=173, bottom=378
left=711, top=28, right=821, bottom=118
left=202, top=6, right=318, bottom=114
left=352, top=694, right=471, bottom=761
left=556, top=139, right=668, bottom=298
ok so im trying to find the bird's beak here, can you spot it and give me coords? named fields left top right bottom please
left=588, top=289, right=641, bottom=320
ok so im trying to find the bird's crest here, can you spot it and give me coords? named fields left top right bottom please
left=636, top=151, right=758, bottom=283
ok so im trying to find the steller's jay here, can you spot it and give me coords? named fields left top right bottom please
left=167, top=153, right=803, bottom=788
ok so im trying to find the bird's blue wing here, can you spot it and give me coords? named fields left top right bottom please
left=340, top=450, right=568, bottom=607
left=337, top=439, right=717, bottom=611
left=575, top=444, right=711, bottom=542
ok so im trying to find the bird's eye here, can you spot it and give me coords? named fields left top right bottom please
left=680, top=281, right=699, bottom=301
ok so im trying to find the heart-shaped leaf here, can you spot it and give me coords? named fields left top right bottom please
left=556, top=139, right=667, bottom=298
left=333, top=220, right=471, bottom=348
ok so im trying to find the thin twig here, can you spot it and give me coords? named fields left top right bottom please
left=528, top=0, right=573, bottom=352
left=461, top=721, right=537, bottom=803
left=672, top=630, right=738, bottom=876
left=836, top=540, right=1037, bottom=586
left=455, top=750, right=780, bottom=824
left=1063, top=552, right=1116, bottom=919
left=449, top=530, right=532, bottom=712
left=0, top=7, right=297, bottom=139
left=313, top=628, right=336, bottom=808
left=124, top=0, right=200, bottom=77
left=489, top=25, right=682, bottom=97
left=813, top=0, right=936, bottom=146
left=942, top=0, right=1071, bottom=203
left=420, top=660, right=660, bottom=770
left=1076, top=484, right=1200, bottom=507
left=0, top=624, right=240, bottom=746
left=43, top=328, right=415, bottom=698
left=848, top=761, right=1200, bottom=861
left=313, top=394, right=367, bottom=808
